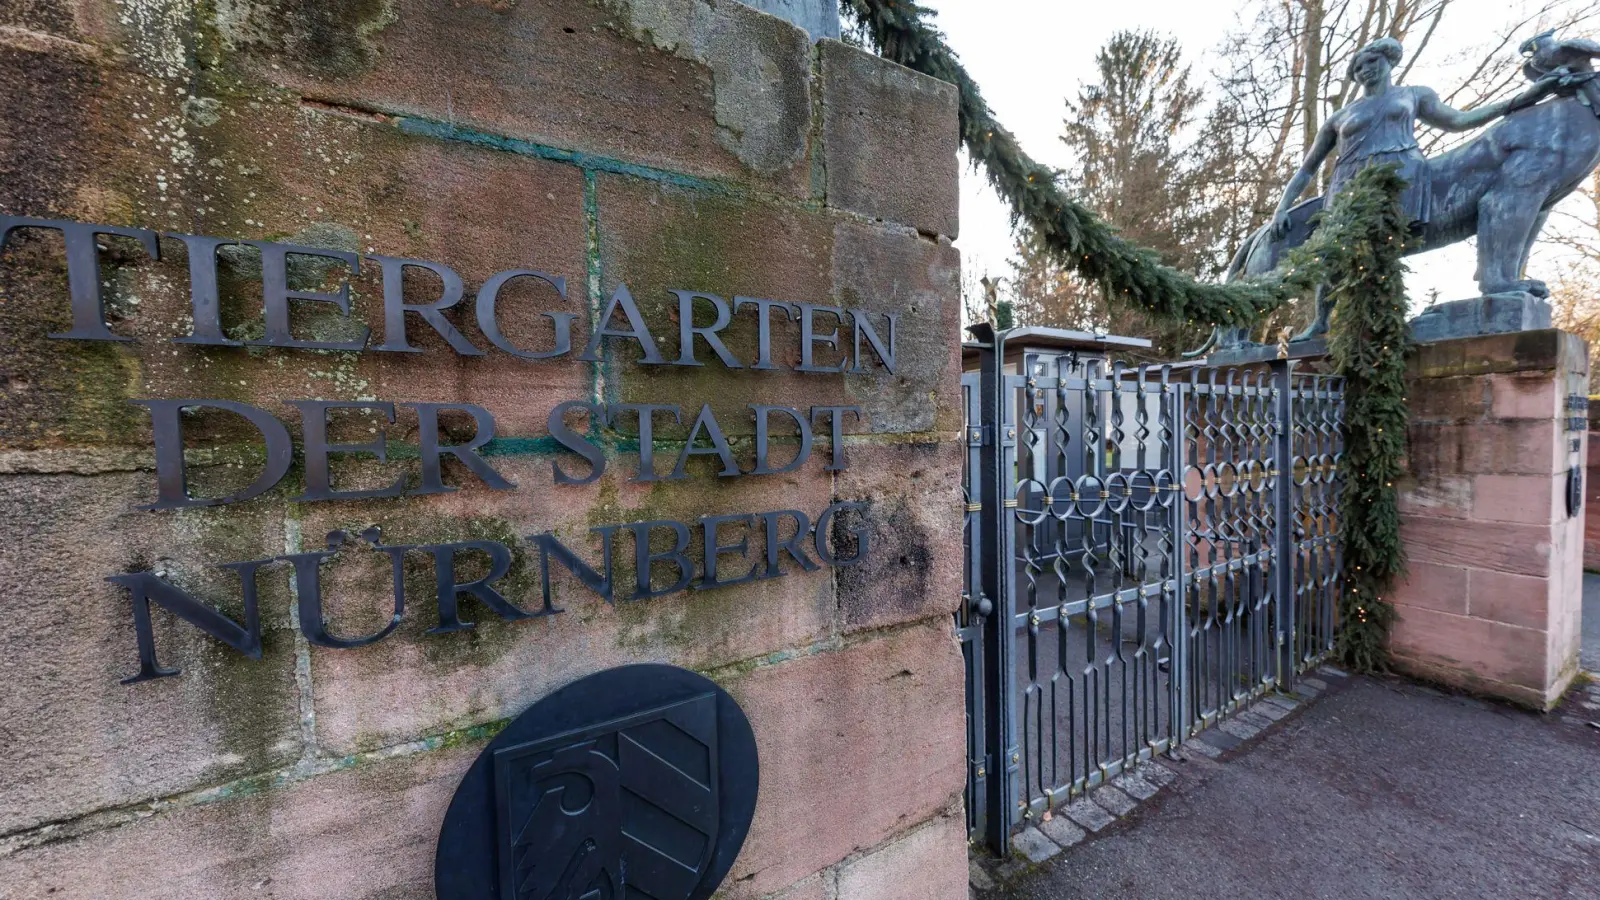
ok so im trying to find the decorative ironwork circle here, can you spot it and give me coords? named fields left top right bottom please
left=435, top=664, right=759, bottom=900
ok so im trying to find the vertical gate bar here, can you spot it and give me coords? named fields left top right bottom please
left=976, top=326, right=1015, bottom=855
left=1168, top=377, right=1189, bottom=748
left=961, top=371, right=988, bottom=844
left=1271, top=360, right=1295, bottom=689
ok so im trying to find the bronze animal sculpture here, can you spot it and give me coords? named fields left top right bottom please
left=1200, top=32, right=1600, bottom=354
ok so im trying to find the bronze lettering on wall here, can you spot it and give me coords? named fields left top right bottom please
left=0, top=215, right=896, bottom=683
left=115, top=506, right=869, bottom=684
left=0, top=215, right=899, bottom=373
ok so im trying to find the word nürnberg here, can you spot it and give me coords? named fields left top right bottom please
left=115, top=507, right=867, bottom=685
left=1, top=216, right=895, bottom=683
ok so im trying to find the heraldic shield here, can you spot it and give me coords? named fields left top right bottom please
left=435, top=665, right=759, bottom=900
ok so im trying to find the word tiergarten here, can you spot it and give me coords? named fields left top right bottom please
left=0, top=216, right=899, bottom=373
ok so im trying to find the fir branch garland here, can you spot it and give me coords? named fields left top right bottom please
left=1284, top=165, right=1411, bottom=670
left=842, top=2, right=1413, bottom=671
left=840, top=0, right=1292, bottom=327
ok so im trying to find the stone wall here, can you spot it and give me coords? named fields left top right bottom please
left=1392, top=330, right=1587, bottom=709
left=0, top=2, right=967, bottom=898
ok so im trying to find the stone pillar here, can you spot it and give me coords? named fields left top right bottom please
left=0, top=2, right=965, bottom=897
left=1392, top=330, right=1588, bottom=708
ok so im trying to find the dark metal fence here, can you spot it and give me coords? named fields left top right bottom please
left=960, top=329, right=1344, bottom=853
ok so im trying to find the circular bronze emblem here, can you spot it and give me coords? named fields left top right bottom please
left=435, top=664, right=759, bottom=900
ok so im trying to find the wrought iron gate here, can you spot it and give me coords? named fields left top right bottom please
left=959, top=327, right=1344, bottom=853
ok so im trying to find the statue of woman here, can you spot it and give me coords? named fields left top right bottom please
left=1269, top=37, right=1562, bottom=336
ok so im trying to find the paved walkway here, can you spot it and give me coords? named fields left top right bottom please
left=996, top=676, right=1600, bottom=900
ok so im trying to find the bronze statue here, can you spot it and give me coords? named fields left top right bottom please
left=1211, top=31, right=1600, bottom=351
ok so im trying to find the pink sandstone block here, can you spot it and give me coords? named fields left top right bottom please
left=722, top=620, right=966, bottom=899
left=1396, top=474, right=1470, bottom=519
left=1467, top=568, right=1551, bottom=631
left=1390, top=605, right=1547, bottom=692
left=0, top=473, right=301, bottom=836
left=835, top=812, right=968, bottom=900
left=1390, top=561, right=1468, bottom=616
left=224, top=0, right=816, bottom=198
left=1407, top=375, right=1489, bottom=423
left=1488, top=373, right=1559, bottom=420
left=1404, top=423, right=1467, bottom=475
left=1470, top=474, right=1560, bottom=526
left=1400, top=515, right=1553, bottom=579
left=833, top=442, right=964, bottom=632
left=820, top=40, right=961, bottom=238
left=1460, top=420, right=1559, bottom=476
left=768, top=873, right=830, bottom=900
left=0, top=742, right=476, bottom=900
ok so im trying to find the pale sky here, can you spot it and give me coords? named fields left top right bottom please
left=920, top=0, right=1585, bottom=314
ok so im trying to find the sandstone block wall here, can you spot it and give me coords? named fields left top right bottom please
left=1393, top=330, right=1588, bottom=708
left=0, top=2, right=967, bottom=897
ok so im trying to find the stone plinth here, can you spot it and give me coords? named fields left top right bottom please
left=1393, top=329, right=1588, bottom=708
left=1408, top=292, right=1553, bottom=343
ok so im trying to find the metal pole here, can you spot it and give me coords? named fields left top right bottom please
left=1168, top=377, right=1190, bottom=747
left=973, top=324, right=1016, bottom=856
left=1271, top=360, right=1296, bottom=687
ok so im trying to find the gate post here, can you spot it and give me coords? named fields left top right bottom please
left=1168, top=375, right=1191, bottom=746
left=973, top=325, right=1016, bottom=855
left=1271, top=360, right=1297, bottom=687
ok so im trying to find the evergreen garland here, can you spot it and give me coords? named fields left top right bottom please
left=842, top=1, right=1413, bottom=670
left=839, top=0, right=1293, bottom=328
left=1283, top=165, right=1411, bottom=670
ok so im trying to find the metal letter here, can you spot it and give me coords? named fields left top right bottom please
left=108, top=559, right=270, bottom=683
left=759, top=510, right=819, bottom=578
left=579, top=284, right=665, bottom=364
left=671, top=290, right=743, bottom=369
left=407, top=403, right=514, bottom=496
left=732, top=297, right=797, bottom=370
left=796, top=302, right=848, bottom=373
left=623, top=520, right=695, bottom=600
left=750, top=405, right=812, bottom=476
left=527, top=528, right=615, bottom=611
left=134, top=398, right=295, bottom=509
left=281, top=528, right=412, bottom=649
left=245, top=241, right=369, bottom=350
left=698, top=513, right=759, bottom=589
left=815, top=500, right=870, bottom=565
left=425, top=540, right=539, bottom=633
left=474, top=269, right=575, bottom=359
left=669, top=404, right=740, bottom=479
left=809, top=406, right=862, bottom=472
left=849, top=310, right=898, bottom=375
left=548, top=400, right=607, bottom=486
left=169, top=233, right=244, bottom=347
left=369, top=255, right=484, bottom=356
left=290, top=400, right=406, bottom=502
left=611, top=403, right=680, bottom=483
left=0, top=216, right=159, bottom=342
